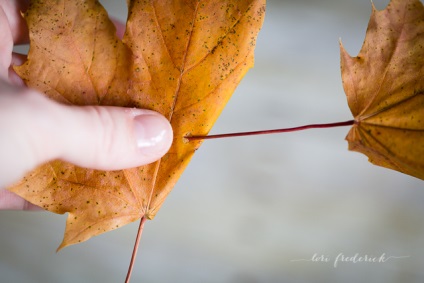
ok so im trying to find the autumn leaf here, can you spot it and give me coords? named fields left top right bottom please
left=9, top=0, right=266, bottom=250
left=341, top=0, right=424, bottom=180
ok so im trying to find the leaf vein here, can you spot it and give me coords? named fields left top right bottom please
left=184, top=2, right=255, bottom=74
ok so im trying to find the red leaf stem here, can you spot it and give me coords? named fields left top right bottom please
left=125, top=217, right=147, bottom=283
left=186, top=120, right=355, bottom=141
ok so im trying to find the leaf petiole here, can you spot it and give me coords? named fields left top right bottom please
left=185, top=120, right=355, bottom=141
left=125, top=217, right=147, bottom=283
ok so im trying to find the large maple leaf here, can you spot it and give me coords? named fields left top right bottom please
left=341, top=0, right=424, bottom=180
left=9, top=0, right=266, bottom=249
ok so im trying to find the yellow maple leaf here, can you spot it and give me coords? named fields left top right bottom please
left=9, top=0, right=266, bottom=250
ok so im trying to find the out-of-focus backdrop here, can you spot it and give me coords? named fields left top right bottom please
left=2, top=0, right=424, bottom=282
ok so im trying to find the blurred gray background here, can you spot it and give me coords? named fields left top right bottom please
left=2, top=0, right=424, bottom=282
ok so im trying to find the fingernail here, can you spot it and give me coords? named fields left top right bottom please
left=133, top=114, right=172, bottom=154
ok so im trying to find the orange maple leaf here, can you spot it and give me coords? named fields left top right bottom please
left=341, top=0, right=424, bottom=180
left=9, top=0, right=266, bottom=250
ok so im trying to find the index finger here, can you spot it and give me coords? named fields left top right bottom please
left=0, top=0, right=29, bottom=45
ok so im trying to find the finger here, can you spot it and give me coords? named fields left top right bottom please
left=0, top=0, right=29, bottom=44
left=0, top=84, right=173, bottom=188
left=111, top=17, right=125, bottom=39
left=0, top=189, right=41, bottom=210
left=0, top=5, right=13, bottom=78
left=9, top=52, right=26, bottom=86
left=58, top=105, right=174, bottom=169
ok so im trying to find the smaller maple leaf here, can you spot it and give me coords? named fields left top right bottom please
left=341, top=0, right=424, bottom=180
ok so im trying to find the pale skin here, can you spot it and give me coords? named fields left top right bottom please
left=0, top=0, right=173, bottom=210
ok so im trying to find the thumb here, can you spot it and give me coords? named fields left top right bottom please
left=0, top=86, right=173, bottom=188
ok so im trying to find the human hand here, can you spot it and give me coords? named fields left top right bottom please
left=0, top=1, right=173, bottom=209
